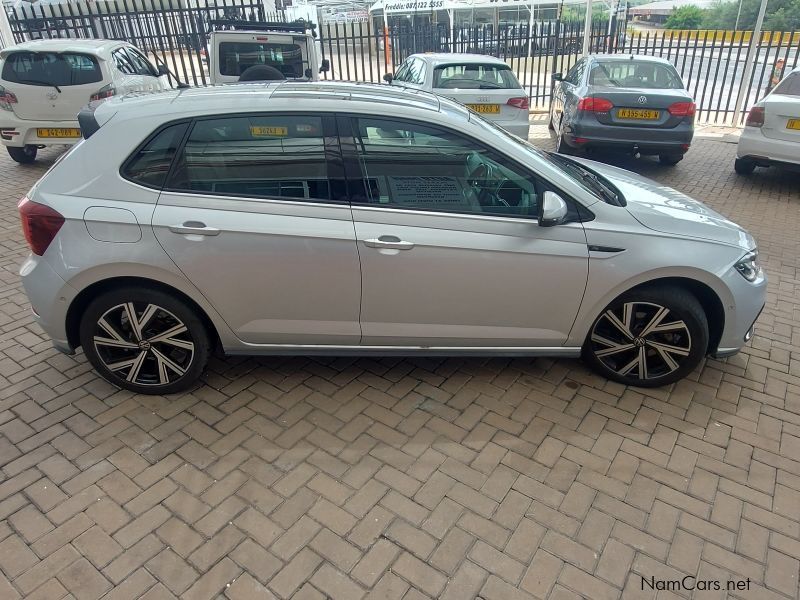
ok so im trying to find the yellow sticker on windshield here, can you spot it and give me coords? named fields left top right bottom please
left=250, top=126, right=288, bottom=137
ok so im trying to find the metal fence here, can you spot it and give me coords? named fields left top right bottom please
left=5, top=1, right=799, bottom=123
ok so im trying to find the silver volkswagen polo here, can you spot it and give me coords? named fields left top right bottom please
left=19, top=82, right=765, bottom=394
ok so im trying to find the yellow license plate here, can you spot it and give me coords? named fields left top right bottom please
left=37, top=128, right=81, bottom=138
left=617, top=108, right=660, bottom=120
left=466, top=104, right=501, bottom=114
left=787, top=118, right=800, bottom=130
left=250, top=126, right=288, bottom=137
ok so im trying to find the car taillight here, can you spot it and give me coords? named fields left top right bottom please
left=507, top=97, right=529, bottom=110
left=745, top=106, right=765, bottom=128
left=577, top=97, right=614, bottom=112
left=0, top=85, right=18, bottom=111
left=90, top=84, right=116, bottom=102
left=18, top=197, right=64, bottom=256
left=667, top=101, right=696, bottom=117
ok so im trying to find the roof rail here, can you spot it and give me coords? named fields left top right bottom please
left=208, top=20, right=316, bottom=36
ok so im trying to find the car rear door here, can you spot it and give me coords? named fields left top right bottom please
left=431, top=63, right=526, bottom=120
left=343, top=115, right=589, bottom=348
left=151, top=112, right=362, bottom=345
left=761, top=74, right=800, bottom=142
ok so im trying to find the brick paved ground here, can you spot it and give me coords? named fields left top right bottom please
left=0, top=125, right=798, bottom=600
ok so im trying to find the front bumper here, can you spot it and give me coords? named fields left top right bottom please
left=712, top=264, right=767, bottom=357
left=20, top=254, right=77, bottom=354
left=0, top=116, right=82, bottom=148
left=737, top=126, right=800, bottom=168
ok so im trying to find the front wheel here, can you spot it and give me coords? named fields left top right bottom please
left=582, top=286, right=708, bottom=387
left=79, top=287, right=211, bottom=394
left=7, top=145, right=37, bottom=164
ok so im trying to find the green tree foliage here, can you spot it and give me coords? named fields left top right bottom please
left=665, top=5, right=706, bottom=28
left=700, top=0, right=800, bottom=30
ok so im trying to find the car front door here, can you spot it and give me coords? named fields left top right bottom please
left=344, top=115, right=589, bottom=348
left=151, top=113, right=362, bottom=345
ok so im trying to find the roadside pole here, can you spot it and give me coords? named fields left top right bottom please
left=0, top=6, right=14, bottom=50
left=731, top=0, right=769, bottom=125
left=582, top=0, right=593, bottom=55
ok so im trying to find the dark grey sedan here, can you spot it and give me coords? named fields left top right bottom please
left=550, top=55, right=695, bottom=165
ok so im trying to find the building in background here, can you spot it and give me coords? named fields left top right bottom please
left=628, top=0, right=715, bottom=26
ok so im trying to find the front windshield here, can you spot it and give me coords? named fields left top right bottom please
left=471, top=113, right=624, bottom=205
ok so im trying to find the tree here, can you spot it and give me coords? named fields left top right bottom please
left=665, top=5, right=706, bottom=28
left=702, top=0, right=800, bottom=30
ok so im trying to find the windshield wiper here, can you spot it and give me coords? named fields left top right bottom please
left=579, top=171, right=619, bottom=205
left=17, top=78, right=61, bottom=93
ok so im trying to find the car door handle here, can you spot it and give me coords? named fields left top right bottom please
left=168, top=221, right=220, bottom=236
left=363, top=236, right=415, bottom=250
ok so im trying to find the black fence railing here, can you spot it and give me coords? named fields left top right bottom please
left=5, top=2, right=799, bottom=124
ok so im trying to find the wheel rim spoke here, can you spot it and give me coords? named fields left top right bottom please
left=148, top=324, right=193, bottom=350
left=126, top=351, right=148, bottom=383
left=639, top=306, right=670, bottom=337
left=647, top=340, right=691, bottom=357
left=93, top=335, right=138, bottom=349
left=603, top=309, right=634, bottom=340
left=652, top=344, right=680, bottom=373
left=97, top=317, right=129, bottom=344
left=591, top=333, right=636, bottom=357
left=151, top=347, right=187, bottom=383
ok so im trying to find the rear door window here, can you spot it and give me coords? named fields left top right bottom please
left=433, top=64, right=521, bottom=89
left=1, top=52, right=103, bottom=86
left=218, top=42, right=305, bottom=78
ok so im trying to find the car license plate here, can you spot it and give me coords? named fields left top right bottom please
left=617, top=108, right=660, bottom=120
left=37, top=128, right=81, bottom=138
left=466, top=104, right=500, bottom=114
left=250, top=126, right=288, bottom=137
left=787, top=118, right=800, bottom=130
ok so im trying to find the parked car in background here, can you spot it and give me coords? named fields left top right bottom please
left=0, top=39, right=168, bottom=163
left=550, top=54, right=695, bottom=165
left=207, top=20, right=329, bottom=84
left=18, top=82, right=764, bottom=394
left=735, top=67, right=800, bottom=175
left=386, top=53, right=530, bottom=139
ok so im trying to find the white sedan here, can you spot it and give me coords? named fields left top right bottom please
left=735, top=66, right=800, bottom=174
left=385, top=53, right=531, bottom=139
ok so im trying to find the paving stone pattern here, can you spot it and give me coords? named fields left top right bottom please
left=0, top=127, right=797, bottom=599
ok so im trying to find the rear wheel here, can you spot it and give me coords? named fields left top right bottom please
left=7, top=145, right=37, bottom=164
left=734, top=157, right=756, bottom=175
left=79, top=287, right=211, bottom=394
left=659, top=153, right=683, bottom=166
left=582, top=286, right=708, bottom=387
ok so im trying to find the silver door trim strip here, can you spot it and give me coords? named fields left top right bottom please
left=224, top=344, right=583, bottom=357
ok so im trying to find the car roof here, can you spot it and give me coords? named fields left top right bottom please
left=409, top=53, right=509, bottom=66
left=588, top=54, right=673, bottom=66
left=94, top=80, right=465, bottom=122
left=0, top=38, right=126, bottom=57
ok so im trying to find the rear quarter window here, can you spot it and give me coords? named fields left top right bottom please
left=121, top=122, right=189, bottom=189
left=1, top=52, right=103, bottom=86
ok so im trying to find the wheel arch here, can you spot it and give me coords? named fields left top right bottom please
left=65, top=276, right=221, bottom=352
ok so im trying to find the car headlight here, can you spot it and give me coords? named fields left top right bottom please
left=734, top=250, right=761, bottom=282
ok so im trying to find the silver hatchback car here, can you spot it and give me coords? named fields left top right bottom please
left=19, top=82, right=765, bottom=394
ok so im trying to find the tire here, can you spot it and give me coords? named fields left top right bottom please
left=7, top=145, right=37, bottom=164
left=79, top=286, right=211, bottom=394
left=582, top=286, right=708, bottom=388
left=555, top=124, right=573, bottom=155
left=659, top=153, right=683, bottom=166
left=734, top=157, right=756, bottom=175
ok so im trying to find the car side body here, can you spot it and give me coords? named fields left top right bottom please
left=19, top=82, right=764, bottom=393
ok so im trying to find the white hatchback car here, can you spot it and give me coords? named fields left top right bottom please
left=735, top=66, right=800, bottom=174
left=386, top=53, right=530, bottom=139
left=0, top=39, right=168, bottom=163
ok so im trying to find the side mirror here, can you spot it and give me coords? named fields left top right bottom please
left=539, top=191, right=568, bottom=227
left=552, top=72, right=563, bottom=82
left=157, top=64, right=170, bottom=76
left=319, top=59, right=330, bottom=73
left=383, top=73, right=393, bottom=83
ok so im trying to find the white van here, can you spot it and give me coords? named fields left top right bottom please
left=207, top=20, right=330, bottom=84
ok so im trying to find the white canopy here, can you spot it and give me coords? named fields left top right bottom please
left=369, top=0, right=588, bottom=15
